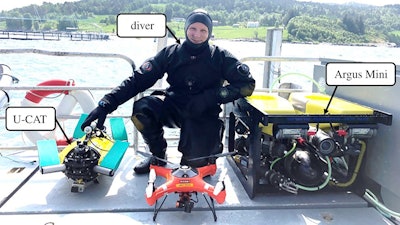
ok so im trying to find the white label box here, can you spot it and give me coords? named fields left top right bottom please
left=326, top=62, right=396, bottom=86
left=117, top=13, right=166, bottom=38
left=6, top=107, right=56, bottom=131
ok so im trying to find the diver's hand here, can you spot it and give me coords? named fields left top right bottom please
left=81, top=106, right=108, bottom=131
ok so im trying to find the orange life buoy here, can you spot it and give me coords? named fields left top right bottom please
left=24, top=79, right=74, bottom=104
left=21, top=79, right=96, bottom=146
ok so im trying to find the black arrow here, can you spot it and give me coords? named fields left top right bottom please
left=56, top=118, right=72, bottom=144
left=166, top=25, right=181, bottom=44
left=324, top=86, right=338, bottom=114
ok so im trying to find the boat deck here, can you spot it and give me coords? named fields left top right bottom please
left=0, top=146, right=393, bottom=225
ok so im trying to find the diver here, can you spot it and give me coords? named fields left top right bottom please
left=81, top=9, right=256, bottom=174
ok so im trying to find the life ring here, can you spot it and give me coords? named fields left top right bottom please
left=21, top=79, right=96, bottom=145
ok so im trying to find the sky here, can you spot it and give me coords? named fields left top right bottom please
left=2, top=0, right=81, bottom=11
left=1, top=0, right=399, bottom=11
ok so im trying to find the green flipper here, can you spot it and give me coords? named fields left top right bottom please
left=100, top=141, right=129, bottom=170
left=72, top=113, right=88, bottom=139
left=110, top=117, right=128, bottom=141
left=37, top=139, right=60, bottom=167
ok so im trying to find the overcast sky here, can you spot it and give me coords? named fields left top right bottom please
left=2, top=0, right=80, bottom=11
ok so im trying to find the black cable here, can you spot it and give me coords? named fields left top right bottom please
left=0, top=166, right=39, bottom=208
left=0, top=152, right=36, bottom=165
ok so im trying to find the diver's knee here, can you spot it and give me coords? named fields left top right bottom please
left=131, top=96, right=163, bottom=131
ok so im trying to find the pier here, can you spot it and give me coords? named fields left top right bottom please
left=0, top=30, right=109, bottom=41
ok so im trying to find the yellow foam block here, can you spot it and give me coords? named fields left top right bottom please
left=247, top=92, right=296, bottom=115
left=247, top=92, right=296, bottom=135
left=289, top=92, right=373, bottom=115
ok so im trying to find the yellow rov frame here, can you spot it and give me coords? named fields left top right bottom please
left=37, top=114, right=129, bottom=192
left=246, top=91, right=374, bottom=136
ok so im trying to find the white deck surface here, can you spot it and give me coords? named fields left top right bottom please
left=0, top=147, right=393, bottom=225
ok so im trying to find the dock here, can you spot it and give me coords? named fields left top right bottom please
left=0, top=30, right=110, bottom=41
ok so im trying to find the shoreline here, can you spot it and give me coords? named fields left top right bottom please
left=0, top=31, right=397, bottom=48
left=214, top=37, right=397, bottom=48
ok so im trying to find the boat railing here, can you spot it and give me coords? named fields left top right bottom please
left=0, top=85, right=156, bottom=151
left=0, top=49, right=327, bottom=151
left=0, top=85, right=307, bottom=151
left=241, top=56, right=322, bottom=63
left=0, top=49, right=135, bottom=71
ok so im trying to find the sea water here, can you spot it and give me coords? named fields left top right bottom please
left=0, top=36, right=399, bottom=147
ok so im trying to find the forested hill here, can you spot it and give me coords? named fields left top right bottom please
left=1, top=0, right=400, bottom=45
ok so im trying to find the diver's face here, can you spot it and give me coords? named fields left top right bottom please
left=186, top=22, right=209, bottom=44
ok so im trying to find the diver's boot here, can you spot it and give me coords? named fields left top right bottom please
left=133, top=155, right=167, bottom=174
left=134, top=135, right=167, bottom=174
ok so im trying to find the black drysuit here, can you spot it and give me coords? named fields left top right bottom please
left=101, top=41, right=255, bottom=165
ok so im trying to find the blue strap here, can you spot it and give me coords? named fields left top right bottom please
left=73, top=113, right=88, bottom=139
left=37, top=139, right=60, bottom=167
left=110, top=117, right=128, bottom=141
left=100, top=141, right=129, bottom=170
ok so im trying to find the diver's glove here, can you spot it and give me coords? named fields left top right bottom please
left=185, top=89, right=219, bottom=117
left=81, top=99, right=113, bottom=130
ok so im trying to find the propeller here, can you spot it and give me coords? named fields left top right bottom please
left=137, top=150, right=238, bottom=165
left=186, top=151, right=238, bottom=162
left=146, top=168, right=157, bottom=198
left=136, top=150, right=176, bottom=165
left=213, top=168, right=228, bottom=196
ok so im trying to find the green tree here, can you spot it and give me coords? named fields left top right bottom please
left=108, top=15, right=116, bottom=25
left=6, top=12, right=23, bottom=31
left=164, top=6, right=173, bottom=21
left=388, top=33, right=400, bottom=46
left=356, top=16, right=365, bottom=35
left=342, top=14, right=365, bottom=35
left=57, top=17, right=78, bottom=31
left=23, top=13, right=33, bottom=31
left=2, top=0, right=400, bottom=44
left=34, top=21, right=40, bottom=30
left=282, top=8, right=299, bottom=26
left=42, top=22, right=54, bottom=31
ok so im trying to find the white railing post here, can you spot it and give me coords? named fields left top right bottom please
left=263, top=28, right=283, bottom=88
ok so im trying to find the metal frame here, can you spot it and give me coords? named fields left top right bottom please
left=227, top=97, right=393, bottom=199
